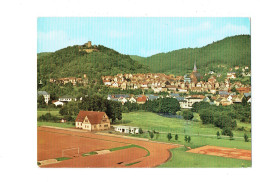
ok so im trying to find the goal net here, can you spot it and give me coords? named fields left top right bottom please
left=62, top=147, right=80, bottom=158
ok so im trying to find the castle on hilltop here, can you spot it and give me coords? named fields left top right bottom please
left=78, top=41, right=98, bottom=53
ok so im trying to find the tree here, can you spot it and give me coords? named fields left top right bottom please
left=187, top=136, right=191, bottom=143
left=216, top=131, right=220, bottom=139
left=222, top=127, right=233, bottom=140
left=183, top=110, right=194, bottom=120
left=167, top=133, right=172, bottom=141
left=184, top=135, right=188, bottom=142
left=213, top=112, right=232, bottom=129
left=149, top=131, right=154, bottom=139
left=229, top=131, right=234, bottom=140
left=199, top=109, right=214, bottom=124
left=139, top=128, right=143, bottom=134
left=144, top=98, right=180, bottom=114
left=175, top=134, right=178, bottom=141
left=191, top=102, right=210, bottom=112
left=242, top=96, right=248, bottom=106
left=244, top=133, right=249, bottom=142
left=37, top=95, right=46, bottom=108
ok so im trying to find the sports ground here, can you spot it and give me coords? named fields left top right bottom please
left=187, top=145, right=251, bottom=161
left=37, top=126, right=181, bottom=167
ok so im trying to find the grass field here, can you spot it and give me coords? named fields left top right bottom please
left=37, top=121, right=74, bottom=128
left=115, top=111, right=251, bottom=150
left=158, top=147, right=251, bottom=168
left=37, top=110, right=60, bottom=117
left=37, top=110, right=75, bottom=128
left=37, top=110, right=252, bottom=167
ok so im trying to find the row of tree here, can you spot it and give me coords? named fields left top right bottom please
left=143, top=98, right=181, bottom=114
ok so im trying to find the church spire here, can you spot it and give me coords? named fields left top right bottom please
left=193, top=60, right=197, bottom=72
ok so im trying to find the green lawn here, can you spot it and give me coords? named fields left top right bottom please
left=115, top=111, right=251, bottom=150
left=37, top=110, right=60, bottom=117
left=37, top=121, right=74, bottom=128
left=37, top=110, right=75, bottom=128
left=158, top=147, right=251, bottom=168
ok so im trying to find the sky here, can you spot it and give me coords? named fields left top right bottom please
left=37, top=17, right=250, bottom=57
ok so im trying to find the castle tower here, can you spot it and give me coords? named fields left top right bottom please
left=87, top=41, right=92, bottom=48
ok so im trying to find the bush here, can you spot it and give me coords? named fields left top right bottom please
left=184, top=135, right=188, bottom=142
left=38, top=113, right=59, bottom=122
left=199, top=109, right=214, bottom=124
left=237, top=126, right=245, bottom=131
left=167, top=133, right=172, bottom=141
left=221, top=127, right=232, bottom=136
left=222, top=127, right=234, bottom=140
left=149, top=131, right=154, bottom=139
left=187, top=136, right=191, bottom=143
left=216, top=131, right=220, bottom=139
left=183, top=110, right=194, bottom=120
left=63, top=115, right=74, bottom=122
left=139, top=128, right=143, bottom=134
left=244, top=133, right=249, bottom=142
left=175, top=134, right=178, bottom=141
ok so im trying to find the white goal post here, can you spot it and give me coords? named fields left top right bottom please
left=62, top=147, right=80, bottom=157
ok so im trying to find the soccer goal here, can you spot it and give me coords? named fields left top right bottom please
left=62, top=147, right=80, bottom=158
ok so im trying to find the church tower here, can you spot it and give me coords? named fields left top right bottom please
left=190, top=60, right=201, bottom=84
left=193, top=60, right=197, bottom=72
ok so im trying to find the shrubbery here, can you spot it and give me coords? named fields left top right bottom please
left=38, top=113, right=59, bottom=122
left=183, top=110, right=194, bottom=120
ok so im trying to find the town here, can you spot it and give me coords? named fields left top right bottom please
left=38, top=62, right=251, bottom=109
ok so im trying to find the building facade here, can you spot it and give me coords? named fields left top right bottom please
left=75, top=111, right=110, bottom=131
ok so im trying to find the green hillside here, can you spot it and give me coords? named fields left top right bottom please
left=131, top=35, right=251, bottom=75
left=37, top=45, right=149, bottom=82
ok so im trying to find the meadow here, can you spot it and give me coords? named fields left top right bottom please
left=158, top=147, right=251, bottom=168
left=115, top=111, right=251, bottom=150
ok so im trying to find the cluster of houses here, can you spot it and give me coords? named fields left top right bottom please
left=49, top=74, right=88, bottom=86
left=102, top=62, right=251, bottom=95
left=106, top=92, right=251, bottom=108
left=39, top=62, right=251, bottom=109
left=37, top=91, right=83, bottom=106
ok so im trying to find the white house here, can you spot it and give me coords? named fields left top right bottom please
left=247, top=97, right=251, bottom=104
left=112, top=82, right=119, bottom=88
left=114, top=125, right=139, bottom=134
left=104, top=81, right=112, bottom=86
left=37, top=91, right=50, bottom=104
left=128, top=97, right=136, bottom=103
left=185, top=97, right=203, bottom=108
left=53, top=100, right=64, bottom=107
left=179, top=100, right=189, bottom=109
left=118, top=97, right=128, bottom=105
left=59, top=95, right=76, bottom=102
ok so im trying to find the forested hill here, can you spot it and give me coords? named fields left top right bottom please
left=37, top=45, right=149, bottom=82
left=131, top=35, right=251, bottom=75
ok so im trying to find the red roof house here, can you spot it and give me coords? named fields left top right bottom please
left=75, top=111, right=110, bottom=131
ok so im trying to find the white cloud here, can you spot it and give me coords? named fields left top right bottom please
left=175, top=21, right=212, bottom=33
left=219, top=23, right=250, bottom=36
